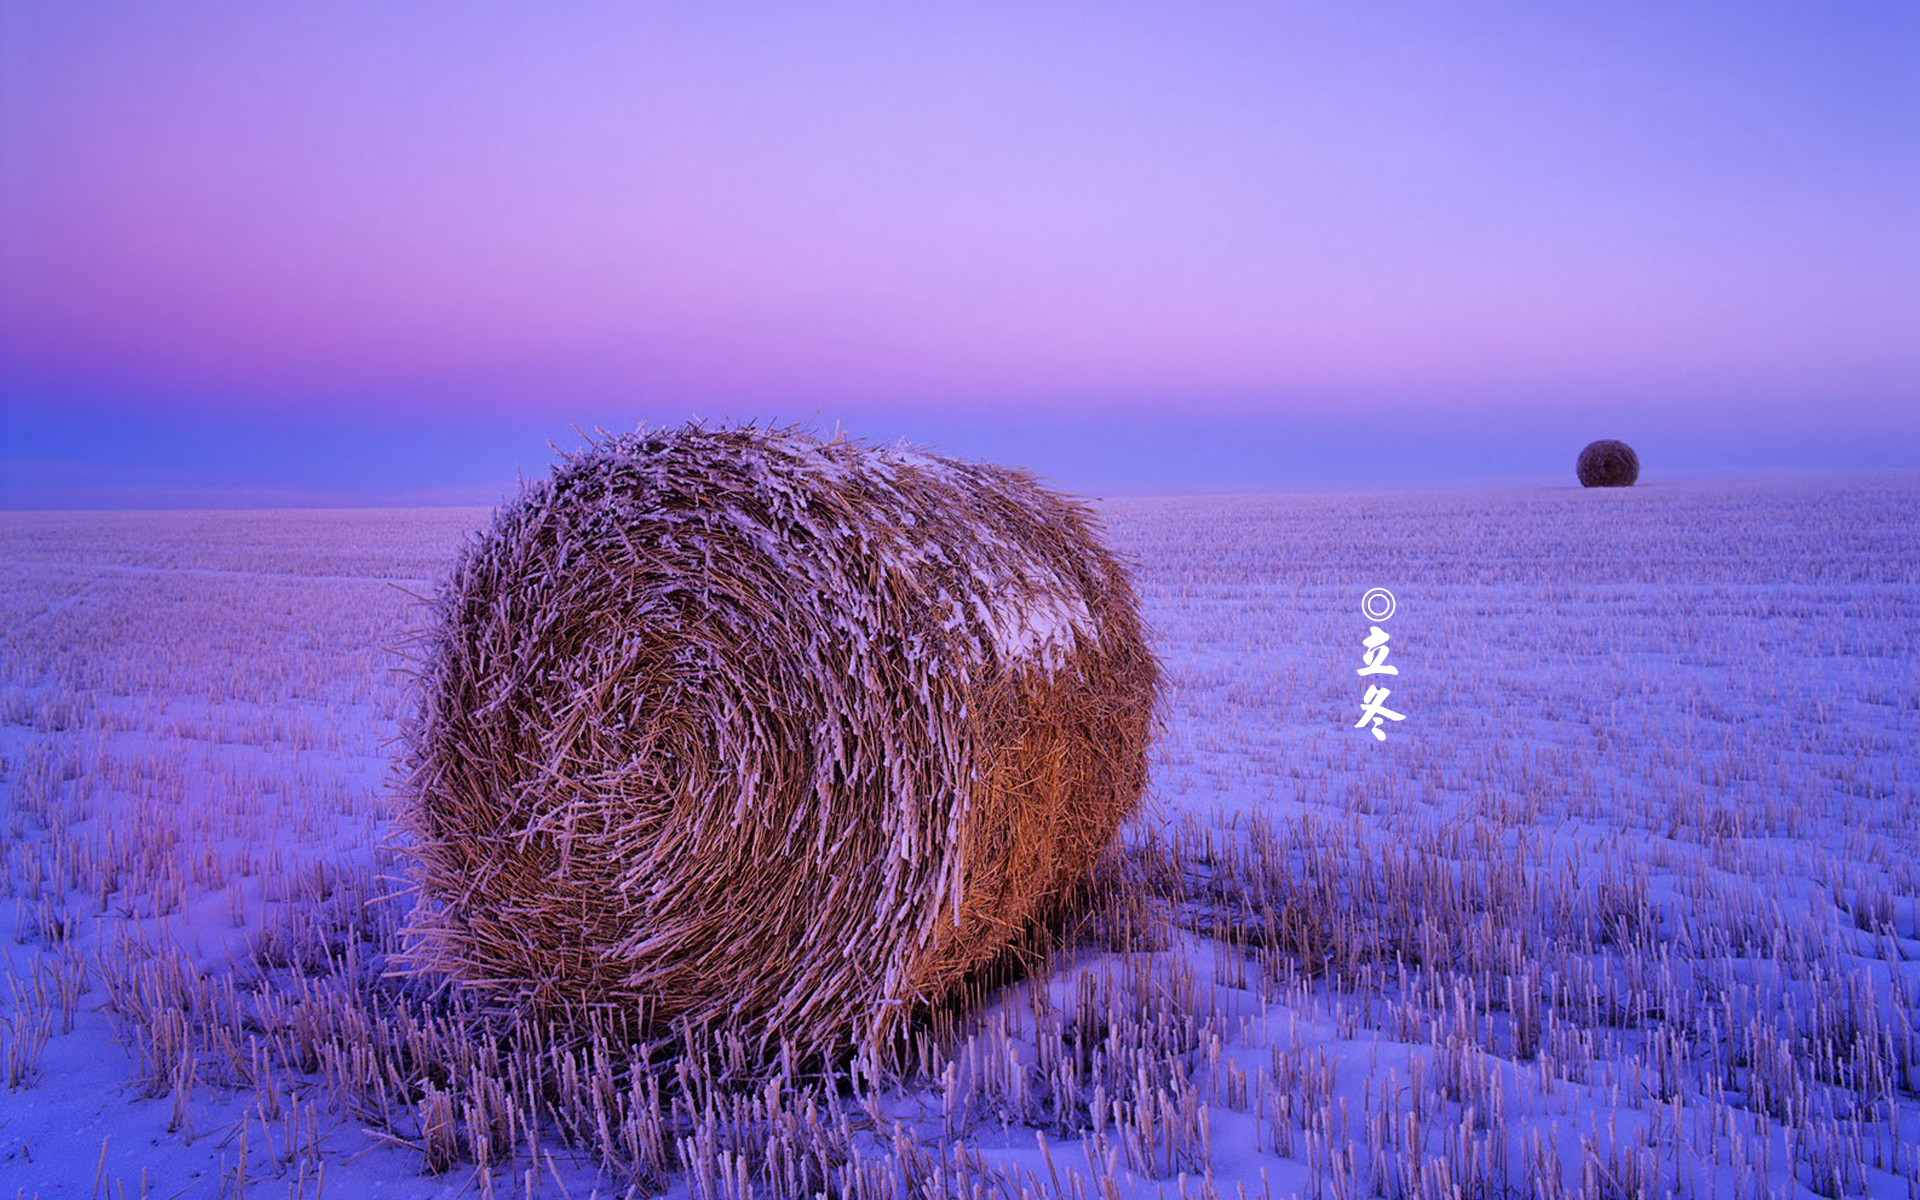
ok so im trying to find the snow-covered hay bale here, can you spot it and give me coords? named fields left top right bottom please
left=399, top=425, right=1159, bottom=1058
left=1576, top=439, right=1640, bottom=488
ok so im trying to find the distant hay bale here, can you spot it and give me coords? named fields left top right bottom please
left=1576, top=439, right=1640, bottom=488
left=399, top=425, right=1159, bottom=1058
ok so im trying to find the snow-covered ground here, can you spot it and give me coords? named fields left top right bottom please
left=2, top=475, right=1916, bottom=1199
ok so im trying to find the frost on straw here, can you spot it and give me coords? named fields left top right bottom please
left=396, top=424, right=1161, bottom=1061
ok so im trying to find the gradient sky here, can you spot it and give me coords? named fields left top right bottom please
left=3, top=2, right=1916, bottom=505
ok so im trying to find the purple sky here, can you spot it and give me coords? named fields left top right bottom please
left=3, top=3, right=1916, bottom=505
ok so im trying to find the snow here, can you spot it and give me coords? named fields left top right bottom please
left=3, top=473, right=1918, bottom=1198
left=970, top=579, right=1093, bottom=671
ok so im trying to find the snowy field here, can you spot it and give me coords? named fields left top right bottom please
left=2, top=474, right=1917, bottom=1199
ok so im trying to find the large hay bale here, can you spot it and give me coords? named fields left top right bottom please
left=1576, top=439, right=1640, bottom=487
left=400, top=426, right=1159, bottom=1058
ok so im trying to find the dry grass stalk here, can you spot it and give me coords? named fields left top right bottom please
left=398, top=424, right=1161, bottom=1061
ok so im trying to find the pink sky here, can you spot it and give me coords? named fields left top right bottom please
left=2, top=3, right=1916, bottom=502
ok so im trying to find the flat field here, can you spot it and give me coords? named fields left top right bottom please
left=2, top=475, right=1916, bottom=1199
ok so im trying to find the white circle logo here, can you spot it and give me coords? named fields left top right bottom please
left=1360, top=587, right=1396, bottom=622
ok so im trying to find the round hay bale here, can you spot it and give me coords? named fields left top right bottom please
left=400, top=425, right=1159, bottom=1058
left=1576, top=439, right=1639, bottom=487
